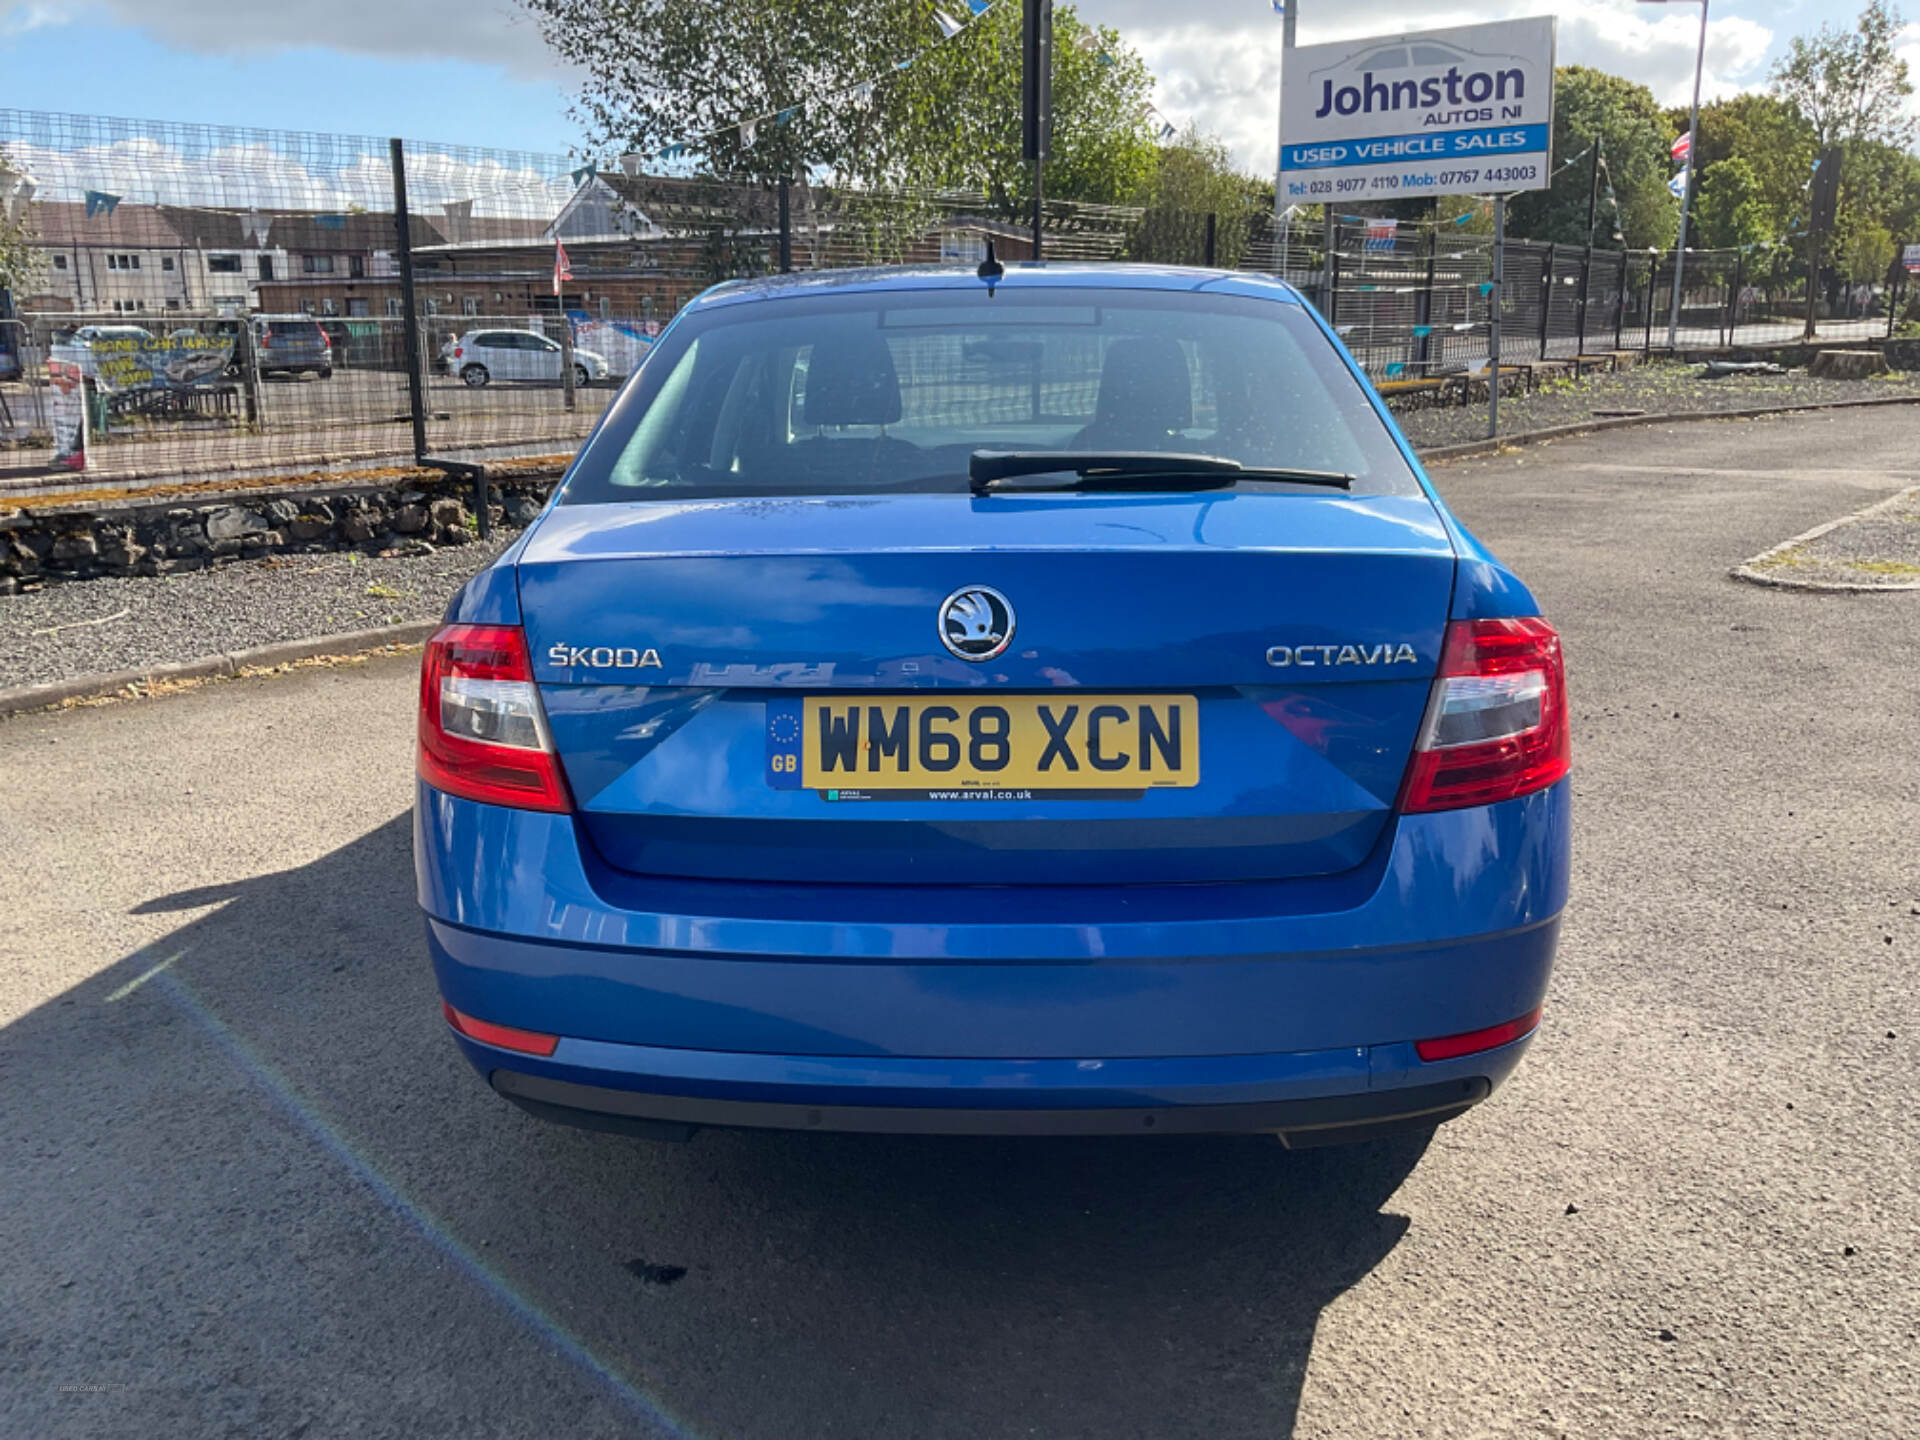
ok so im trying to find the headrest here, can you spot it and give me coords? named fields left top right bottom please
left=1093, top=337, right=1192, bottom=431
left=802, top=331, right=902, bottom=427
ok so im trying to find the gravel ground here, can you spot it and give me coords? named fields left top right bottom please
left=1745, top=484, right=1920, bottom=586
left=0, top=535, right=512, bottom=689
left=1394, top=361, right=1920, bottom=449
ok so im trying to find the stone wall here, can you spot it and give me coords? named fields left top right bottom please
left=1, top=471, right=560, bottom=593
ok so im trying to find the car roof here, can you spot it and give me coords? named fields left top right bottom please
left=687, top=263, right=1307, bottom=314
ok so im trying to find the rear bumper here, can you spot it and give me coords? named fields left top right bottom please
left=488, top=1065, right=1495, bottom=1146
left=417, top=778, right=1569, bottom=1134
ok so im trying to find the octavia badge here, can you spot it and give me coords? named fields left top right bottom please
left=939, top=586, right=1014, bottom=661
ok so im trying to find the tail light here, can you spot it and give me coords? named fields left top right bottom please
left=417, top=624, right=571, bottom=812
left=1399, top=617, right=1569, bottom=813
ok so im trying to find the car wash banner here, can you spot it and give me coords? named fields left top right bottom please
left=1280, top=17, right=1556, bottom=204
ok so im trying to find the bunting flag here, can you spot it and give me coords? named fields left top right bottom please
left=933, top=8, right=963, bottom=37
left=1412, top=325, right=1434, bottom=339
left=1272, top=0, right=1286, bottom=12
left=1670, top=132, right=1692, bottom=163
left=569, top=164, right=596, bottom=188
left=1479, top=281, right=1495, bottom=297
left=553, top=240, right=572, bottom=297
left=1385, top=362, right=1406, bottom=378
left=84, top=189, right=121, bottom=218
left=775, top=106, right=798, bottom=127
left=966, top=0, right=991, bottom=12
left=739, top=118, right=757, bottom=148
left=1158, top=121, right=1177, bottom=141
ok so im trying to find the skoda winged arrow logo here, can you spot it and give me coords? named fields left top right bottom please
left=939, top=586, right=1014, bottom=662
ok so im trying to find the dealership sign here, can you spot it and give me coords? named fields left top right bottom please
left=1280, top=18, right=1557, bottom=203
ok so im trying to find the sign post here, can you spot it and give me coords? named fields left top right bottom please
left=1022, top=0, right=1052, bottom=262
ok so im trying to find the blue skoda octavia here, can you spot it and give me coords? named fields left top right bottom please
left=415, top=262, right=1570, bottom=1147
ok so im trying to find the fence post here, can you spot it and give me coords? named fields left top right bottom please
left=1890, top=243, right=1906, bottom=340
left=1614, top=252, right=1629, bottom=351
left=778, top=177, right=792, bottom=273
left=1489, top=196, right=1506, bottom=439
left=1538, top=242, right=1555, bottom=360
left=1725, top=251, right=1743, bottom=348
left=1576, top=243, right=1592, bottom=356
left=389, top=137, right=428, bottom=465
left=1328, top=246, right=1341, bottom=330
left=1204, top=211, right=1217, bottom=267
left=1415, top=226, right=1437, bottom=373
left=1644, top=257, right=1657, bottom=353
left=1321, top=210, right=1337, bottom=322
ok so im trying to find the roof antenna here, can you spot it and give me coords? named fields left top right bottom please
left=977, top=238, right=1004, bottom=283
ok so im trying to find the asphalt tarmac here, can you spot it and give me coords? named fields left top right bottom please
left=2, top=409, right=1915, bottom=1439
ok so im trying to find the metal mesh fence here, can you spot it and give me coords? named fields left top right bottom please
left=1, top=107, right=1910, bottom=494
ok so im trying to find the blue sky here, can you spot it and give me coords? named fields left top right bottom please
left=3, top=1, right=1915, bottom=172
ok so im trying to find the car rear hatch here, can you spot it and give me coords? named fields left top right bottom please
left=517, top=491, right=1456, bottom=886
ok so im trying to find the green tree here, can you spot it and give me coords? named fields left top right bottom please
left=0, top=146, right=42, bottom=302
left=894, top=3, right=1157, bottom=210
left=519, top=0, right=1158, bottom=208
left=1124, top=125, right=1269, bottom=264
left=1506, top=66, right=1677, bottom=250
left=1770, top=0, right=1915, bottom=152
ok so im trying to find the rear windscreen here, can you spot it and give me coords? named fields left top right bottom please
left=562, top=286, right=1421, bottom=503
left=267, top=323, right=321, bottom=340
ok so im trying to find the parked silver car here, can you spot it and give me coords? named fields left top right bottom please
left=250, top=315, right=332, bottom=379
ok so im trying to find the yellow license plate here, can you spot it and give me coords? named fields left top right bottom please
left=765, top=695, right=1199, bottom=798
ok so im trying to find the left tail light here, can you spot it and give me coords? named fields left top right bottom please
left=417, top=623, right=571, bottom=812
left=1399, top=617, right=1569, bottom=813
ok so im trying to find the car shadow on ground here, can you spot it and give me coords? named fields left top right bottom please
left=3, top=814, right=1430, bottom=1439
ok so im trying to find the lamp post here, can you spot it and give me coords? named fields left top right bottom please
left=1639, top=0, right=1709, bottom=351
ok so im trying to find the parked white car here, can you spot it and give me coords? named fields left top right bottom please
left=448, top=329, right=609, bottom=388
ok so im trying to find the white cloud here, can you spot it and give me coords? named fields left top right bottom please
left=1084, top=0, right=1778, bottom=174
left=1, top=3, right=71, bottom=37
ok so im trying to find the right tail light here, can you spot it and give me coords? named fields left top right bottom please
left=1399, top=617, right=1569, bottom=813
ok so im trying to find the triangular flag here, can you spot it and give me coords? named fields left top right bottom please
left=1385, top=362, right=1406, bottom=378
left=569, top=164, right=595, bottom=188
left=1412, top=325, right=1434, bottom=339
left=853, top=79, right=875, bottom=102
left=1075, top=30, right=1097, bottom=50
left=1272, top=0, right=1286, bottom=12
left=739, top=118, right=758, bottom=148
left=1158, top=122, right=1176, bottom=141
left=1479, top=281, right=1494, bottom=297
left=84, top=190, right=121, bottom=218
left=1454, top=210, right=1474, bottom=225
left=933, top=8, right=963, bottom=37
left=966, top=0, right=990, bottom=13
left=775, top=106, right=798, bottom=127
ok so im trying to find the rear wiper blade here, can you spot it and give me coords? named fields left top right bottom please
left=968, top=450, right=1353, bottom=496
